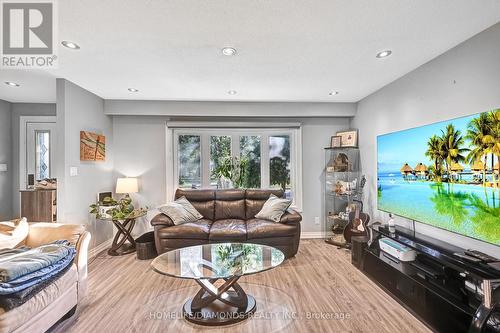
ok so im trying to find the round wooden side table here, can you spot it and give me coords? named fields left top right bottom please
left=107, top=211, right=146, bottom=256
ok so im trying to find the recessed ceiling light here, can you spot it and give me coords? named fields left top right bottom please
left=5, top=81, right=19, bottom=87
left=228, top=90, right=237, bottom=95
left=61, top=41, right=80, bottom=50
left=329, top=91, right=339, bottom=96
left=376, top=50, right=392, bottom=58
left=221, top=47, right=237, bottom=56
left=128, top=88, right=139, bottom=92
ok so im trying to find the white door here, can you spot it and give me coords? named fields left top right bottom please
left=22, top=121, right=57, bottom=189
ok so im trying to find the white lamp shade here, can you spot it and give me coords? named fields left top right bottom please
left=115, top=178, right=138, bottom=194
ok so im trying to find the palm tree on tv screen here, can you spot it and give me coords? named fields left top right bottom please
left=466, top=112, right=491, bottom=187
left=484, top=109, right=500, bottom=189
left=441, top=124, right=469, bottom=183
left=425, top=135, right=445, bottom=181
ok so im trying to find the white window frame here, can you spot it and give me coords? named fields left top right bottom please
left=166, top=122, right=303, bottom=211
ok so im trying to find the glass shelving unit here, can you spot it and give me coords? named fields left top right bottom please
left=323, top=147, right=362, bottom=245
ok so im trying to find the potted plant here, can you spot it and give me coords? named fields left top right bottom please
left=89, top=196, right=147, bottom=220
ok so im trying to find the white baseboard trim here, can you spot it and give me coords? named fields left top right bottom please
left=88, top=238, right=113, bottom=259
left=300, top=231, right=331, bottom=239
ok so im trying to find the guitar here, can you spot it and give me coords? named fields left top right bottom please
left=343, top=200, right=370, bottom=243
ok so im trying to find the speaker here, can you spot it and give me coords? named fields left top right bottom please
left=27, top=174, right=35, bottom=187
left=351, top=236, right=369, bottom=269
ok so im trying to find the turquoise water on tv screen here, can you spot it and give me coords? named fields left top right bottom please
left=377, top=111, right=500, bottom=246
left=377, top=172, right=500, bottom=246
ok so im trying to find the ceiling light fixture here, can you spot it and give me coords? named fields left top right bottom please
left=5, top=81, right=20, bottom=87
left=376, top=50, right=392, bottom=58
left=227, top=90, right=237, bottom=95
left=128, top=88, right=139, bottom=92
left=61, top=41, right=80, bottom=50
left=221, top=47, right=237, bottom=56
left=329, top=91, right=339, bottom=96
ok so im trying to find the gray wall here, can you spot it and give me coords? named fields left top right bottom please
left=351, top=23, right=500, bottom=256
left=112, top=115, right=350, bottom=234
left=11, top=103, right=56, bottom=216
left=56, top=79, right=114, bottom=248
left=0, top=100, right=12, bottom=220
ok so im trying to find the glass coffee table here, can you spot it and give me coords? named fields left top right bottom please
left=151, top=243, right=285, bottom=326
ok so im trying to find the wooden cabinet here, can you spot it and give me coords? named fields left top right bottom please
left=20, top=189, right=57, bottom=222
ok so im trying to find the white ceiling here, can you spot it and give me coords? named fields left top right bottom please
left=1, top=0, right=500, bottom=104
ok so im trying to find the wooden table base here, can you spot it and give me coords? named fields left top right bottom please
left=108, top=218, right=137, bottom=256
left=182, top=276, right=257, bottom=326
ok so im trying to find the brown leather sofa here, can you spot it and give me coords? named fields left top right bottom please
left=151, top=189, right=302, bottom=258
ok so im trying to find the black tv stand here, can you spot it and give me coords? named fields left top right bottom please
left=362, top=225, right=500, bottom=333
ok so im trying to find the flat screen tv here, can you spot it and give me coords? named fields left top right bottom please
left=377, top=109, right=500, bottom=247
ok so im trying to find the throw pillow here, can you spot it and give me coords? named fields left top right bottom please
left=0, top=218, right=29, bottom=249
left=255, top=194, right=292, bottom=223
left=158, top=196, right=203, bottom=225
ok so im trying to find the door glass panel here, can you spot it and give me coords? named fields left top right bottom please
left=35, top=131, right=50, bottom=180
left=178, top=135, right=201, bottom=189
left=210, top=136, right=232, bottom=188
left=240, top=136, right=261, bottom=188
left=269, top=135, right=291, bottom=198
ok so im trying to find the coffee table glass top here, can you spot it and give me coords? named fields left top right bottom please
left=151, top=243, right=285, bottom=279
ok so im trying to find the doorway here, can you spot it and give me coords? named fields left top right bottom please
left=20, top=116, right=57, bottom=190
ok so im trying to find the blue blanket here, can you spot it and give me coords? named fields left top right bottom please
left=0, top=241, right=76, bottom=295
left=0, top=250, right=75, bottom=295
left=0, top=262, right=73, bottom=310
left=0, top=242, right=74, bottom=283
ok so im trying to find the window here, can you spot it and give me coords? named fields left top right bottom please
left=240, top=136, right=261, bottom=188
left=35, top=130, right=50, bottom=180
left=178, top=135, right=201, bottom=189
left=172, top=126, right=302, bottom=208
left=269, top=135, right=291, bottom=198
left=210, top=136, right=231, bottom=187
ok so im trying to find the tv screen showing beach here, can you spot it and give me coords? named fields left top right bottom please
left=377, top=109, right=500, bottom=246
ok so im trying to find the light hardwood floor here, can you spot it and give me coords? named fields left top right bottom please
left=53, top=239, right=431, bottom=333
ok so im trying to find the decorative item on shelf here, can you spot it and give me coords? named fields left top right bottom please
left=333, top=179, right=358, bottom=196
left=80, top=131, right=106, bottom=161
left=33, top=178, right=57, bottom=190
left=336, top=130, right=358, bottom=147
left=333, top=153, right=349, bottom=172
left=330, top=135, right=342, bottom=148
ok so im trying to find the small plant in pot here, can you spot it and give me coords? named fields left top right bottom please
left=90, top=196, right=147, bottom=220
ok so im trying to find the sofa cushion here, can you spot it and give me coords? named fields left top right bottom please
left=209, top=219, right=247, bottom=241
left=25, top=223, right=86, bottom=248
left=157, top=219, right=212, bottom=240
left=255, top=194, right=291, bottom=222
left=175, top=189, right=215, bottom=220
left=0, top=219, right=29, bottom=249
left=245, top=189, right=284, bottom=219
left=158, top=197, right=203, bottom=225
left=214, top=190, right=246, bottom=220
left=246, top=218, right=298, bottom=239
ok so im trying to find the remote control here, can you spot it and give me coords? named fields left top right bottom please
left=464, top=249, right=499, bottom=263
left=453, top=252, right=483, bottom=263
